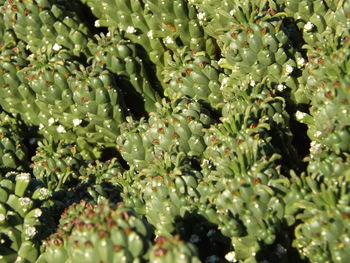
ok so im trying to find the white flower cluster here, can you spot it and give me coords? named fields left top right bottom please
left=295, top=110, right=306, bottom=120
left=304, top=22, right=314, bottom=31
left=19, top=197, right=33, bottom=207
left=277, top=84, right=286, bottom=92
left=72, top=118, right=82, bottom=127
left=57, top=125, right=66, bottom=133
left=225, top=251, right=237, bottom=262
left=285, top=64, right=294, bottom=74
left=17, top=172, right=31, bottom=182
left=25, top=226, right=37, bottom=238
left=297, top=57, right=305, bottom=68
left=310, top=141, right=323, bottom=158
left=126, top=26, right=136, bottom=34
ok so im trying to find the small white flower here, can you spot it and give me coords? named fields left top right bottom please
left=277, top=84, right=286, bottom=91
left=295, top=111, right=306, bottom=120
left=25, top=226, right=37, bottom=238
left=52, top=43, right=62, bottom=51
left=17, top=173, right=30, bottom=181
left=218, top=58, right=225, bottom=64
left=0, top=214, right=5, bottom=221
left=147, top=30, right=154, bottom=39
left=285, top=64, right=294, bottom=73
left=39, top=188, right=50, bottom=197
left=304, top=22, right=314, bottom=31
left=250, top=80, right=256, bottom=86
left=297, top=57, right=305, bottom=67
left=126, top=26, right=136, bottom=34
left=39, top=123, right=44, bottom=130
left=310, top=141, right=323, bottom=157
left=34, top=208, right=42, bottom=218
left=56, top=125, right=66, bottom=133
left=165, top=36, right=174, bottom=44
left=197, top=12, right=206, bottom=20
left=94, top=20, right=100, bottom=27
left=315, top=131, right=322, bottom=138
left=72, top=118, right=82, bottom=127
left=48, top=117, right=55, bottom=126
left=225, top=251, right=237, bottom=262
left=19, top=197, right=33, bottom=206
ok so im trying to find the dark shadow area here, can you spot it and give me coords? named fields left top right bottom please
left=71, top=0, right=108, bottom=35
left=1, top=109, right=42, bottom=172
left=282, top=18, right=306, bottom=51
left=174, top=213, right=231, bottom=263
left=255, top=223, right=309, bottom=263
left=135, top=43, right=165, bottom=99
left=100, top=146, right=129, bottom=170
left=116, top=76, right=149, bottom=118
left=287, top=102, right=311, bottom=173
left=51, top=181, right=122, bottom=220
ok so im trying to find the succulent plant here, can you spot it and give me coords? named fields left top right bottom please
left=0, top=47, right=128, bottom=159
left=0, top=111, right=29, bottom=171
left=290, top=171, right=350, bottom=263
left=0, top=171, right=55, bottom=262
left=162, top=49, right=224, bottom=110
left=0, top=41, right=39, bottom=125
left=283, top=0, right=350, bottom=50
left=2, top=0, right=93, bottom=56
left=0, top=0, right=349, bottom=262
left=31, top=139, right=84, bottom=191
left=149, top=235, right=200, bottom=263
left=38, top=200, right=152, bottom=263
left=196, top=102, right=292, bottom=261
left=88, top=30, right=162, bottom=115
left=296, top=41, right=350, bottom=185
left=117, top=98, right=214, bottom=170
left=79, top=157, right=124, bottom=186
left=220, top=78, right=300, bottom=170
left=121, top=151, right=202, bottom=236
left=81, top=0, right=216, bottom=65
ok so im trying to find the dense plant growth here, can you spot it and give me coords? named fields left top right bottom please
left=0, top=0, right=349, bottom=262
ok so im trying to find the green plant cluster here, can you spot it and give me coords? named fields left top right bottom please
left=0, top=0, right=349, bottom=262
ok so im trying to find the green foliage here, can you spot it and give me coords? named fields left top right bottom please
left=149, top=235, right=200, bottom=263
left=2, top=0, right=92, bottom=56
left=31, top=139, right=84, bottom=191
left=0, top=0, right=349, bottom=262
left=117, top=98, right=213, bottom=170
left=163, top=49, right=224, bottom=110
left=38, top=200, right=153, bottom=263
left=0, top=171, right=54, bottom=262
left=88, top=30, right=162, bottom=114
left=288, top=171, right=350, bottom=263
left=0, top=111, right=29, bottom=171
left=122, top=151, right=202, bottom=236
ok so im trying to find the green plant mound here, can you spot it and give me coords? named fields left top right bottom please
left=0, top=0, right=349, bottom=262
left=38, top=200, right=152, bottom=263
